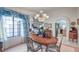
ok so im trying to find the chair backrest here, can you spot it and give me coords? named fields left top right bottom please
left=25, top=37, right=33, bottom=45
left=25, top=37, right=41, bottom=52
left=25, top=37, right=34, bottom=51
left=57, top=38, right=63, bottom=52
left=24, top=37, right=30, bottom=43
left=58, top=39, right=63, bottom=49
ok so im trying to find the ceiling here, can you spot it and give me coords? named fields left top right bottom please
left=8, top=7, right=78, bottom=18
left=8, top=7, right=78, bottom=14
left=19, top=7, right=63, bottom=13
left=20, top=7, right=78, bottom=13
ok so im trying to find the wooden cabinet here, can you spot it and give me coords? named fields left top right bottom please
left=0, top=42, right=3, bottom=52
left=69, top=27, right=78, bottom=42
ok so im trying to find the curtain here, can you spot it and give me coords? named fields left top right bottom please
left=23, top=15, right=30, bottom=37
left=13, top=12, right=30, bottom=37
left=0, top=7, right=30, bottom=39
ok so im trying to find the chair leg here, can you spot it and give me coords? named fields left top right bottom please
left=76, top=39, right=78, bottom=43
left=56, top=47, right=61, bottom=52
left=27, top=45, right=31, bottom=52
left=57, top=49, right=60, bottom=52
left=45, top=46, right=48, bottom=52
left=40, top=45, right=43, bottom=52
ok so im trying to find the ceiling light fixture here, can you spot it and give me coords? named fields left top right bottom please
left=34, top=10, right=49, bottom=22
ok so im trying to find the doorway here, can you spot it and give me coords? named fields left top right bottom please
left=55, top=17, right=69, bottom=38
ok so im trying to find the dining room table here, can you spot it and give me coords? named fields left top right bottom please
left=29, top=33, right=58, bottom=51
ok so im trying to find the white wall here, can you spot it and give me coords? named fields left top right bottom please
left=76, top=8, right=79, bottom=41
left=77, top=8, right=79, bottom=18
left=43, top=8, right=77, bottom=38
left=3, top=37, right=24, bottom=50
left=50, top=8, right=77, bottom=20
left=45, top=8, right=77, bottom=24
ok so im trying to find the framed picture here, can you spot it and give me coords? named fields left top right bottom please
left=44, top=23, right=52, bottom=28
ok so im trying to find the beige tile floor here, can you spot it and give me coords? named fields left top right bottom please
left=4, top=34, right=79, bottom=52
left=57, top=34, right=79, bottom=49
left=4, top=43, right=79, bottom=52
left=5, top=44, right=27, bottom=52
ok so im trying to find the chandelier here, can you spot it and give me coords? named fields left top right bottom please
left=34, top=10, right=49, bottom=22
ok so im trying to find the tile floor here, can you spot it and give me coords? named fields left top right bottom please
left=4, top=34, right=79, bottom=52
left=4, top=43, right=79, bottom=52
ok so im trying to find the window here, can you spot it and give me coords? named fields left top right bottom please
left=14, top=17, right=22, bottom=36
left=3, top=16, right=24, bottom=38
left=3, top=16, right=13, bottom=37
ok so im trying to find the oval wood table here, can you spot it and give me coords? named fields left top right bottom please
left=29, top=33, right=58, bottom=51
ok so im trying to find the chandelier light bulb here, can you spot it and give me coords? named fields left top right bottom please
left=34, top=10, right=49, bottom=22
left=36, top=14, right=39, bottom=17
left=34, top=16, right=37, bottom=19
left=46, top=16, right=49, bottom=19
left=43, top=13, right=47, bottom=17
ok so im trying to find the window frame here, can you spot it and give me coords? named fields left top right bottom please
left=3, top=15, right=23, bottom=38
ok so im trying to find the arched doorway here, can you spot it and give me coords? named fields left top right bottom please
left=55, top=16, right=70, bottom=39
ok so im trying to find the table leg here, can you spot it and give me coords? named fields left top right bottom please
left=40, top=45, right=43, bottom=52
left=45, top=45, right=48, bottom=52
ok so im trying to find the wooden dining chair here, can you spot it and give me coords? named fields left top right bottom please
left=25, top=37, right=42, bottom=52
left=47, top=38, right=63, bottom=52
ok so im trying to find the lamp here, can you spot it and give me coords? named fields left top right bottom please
left=34, top=10, right=49, bottom=22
